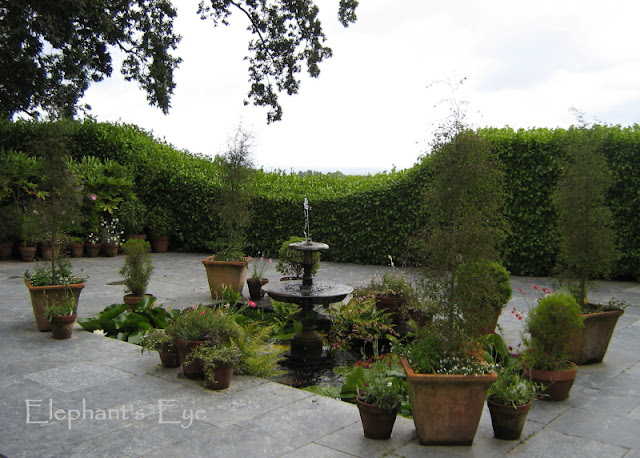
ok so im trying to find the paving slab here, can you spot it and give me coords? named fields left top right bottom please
left=0, top=254, right=639, bottom=456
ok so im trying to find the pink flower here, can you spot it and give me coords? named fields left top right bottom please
left=192, top=305, right=198, bottom=309
left=90, top=194, right=97, bottom=201
left=200, top=311, right=206, bottom=315
left=508, top=346, right=513, bottom=351
left=269, top=258, right=273, bottom=264
left=248, top=300, right=257, bottom=308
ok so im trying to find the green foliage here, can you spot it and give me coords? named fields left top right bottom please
left=146, top=206, right=176, bottom=238
left=553, top=126, right=618, bottom=306
left=140, top=329, right=175, bottom=353
left=77, top=296, right=178, bottom=343
left=523, top=293, right=584, bottom=370
left=120, top=238, right=153, bottom=296
left=44, top=293, right=76, bottom=321
left=165, top=306, right=237, bottom=342
left=24, top=258, right=85, bottom=286
left=454, top=260, right=512, bottom=311
left=275, top=236, right=320, bottom=278
left=488, top=365, right=545, bottom=407
left=117, top=200, right=148, bottom=235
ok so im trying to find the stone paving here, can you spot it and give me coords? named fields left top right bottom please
left=1, top=253, right=639, bottom=457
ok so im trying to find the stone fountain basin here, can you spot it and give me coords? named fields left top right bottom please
left=263, top=280, right=353, bottom=306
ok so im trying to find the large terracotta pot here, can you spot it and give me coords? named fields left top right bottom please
left=356, top=396, right=398, bottom=440
left=0, top=241, right=13, bottom=260
left=568, top=309, right=624, bottom=365
left=102, top=243, right=119, bottom=257
left=50, top=314, right=77, bottom=340
left=487, top=398, right=532, bottom=440
left=203, top=361, right=234, bottom=390
left=69, top=243, right=85, bottom=258
left=175, top=338, right=205, bottom=378
left=202, top=256, right=251, bottom=300
left=19, top=245, right=37, bottom=262
left=25, top=280, right=85, bottom=332
left=150, top=236, right=169, bottom=253
left=85, top=242, right=102, bottom=257
left=524, top=362, right=578, bottom=401
left=400, top=356, right=497, bottom=445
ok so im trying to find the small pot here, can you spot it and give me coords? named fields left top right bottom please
left=19, top=245, right=37, bottom=262
left=203, top=361, right=234, bottom=390
left=69, top=243, right=85, bottom=258
left=85, top=242, right=102, bottom=257
left=158, top=342, right=181, bottom=368
left=247, top=278, right=269, bottom=300
left=355, top=396, right=398, bottom=440
left=151, top=236, right=169, bottom=253
left=123, top=294, right=156, bottom=311
left=102, top=243, right=119, bottom=257
left=487, top=398, right=532, bottom=440
left=50, top=314, right=77, bottom=339
left=175, top=338, right=205, bottom=378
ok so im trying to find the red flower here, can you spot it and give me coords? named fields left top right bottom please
left=533, top=285, right=538, bottom=289
left=248, top=300, right=257, bottom=308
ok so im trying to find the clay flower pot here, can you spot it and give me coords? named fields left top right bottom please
left=356, top=397, right=398, bottom=440
left=85, top=242, right=102, bottom=257
left=19, top=245, right=37, bottom=262
left=203, top=361, right=234, bottom=390
left=524, top=362, right=578, bottom=401
left=158, top=342, right=181, bottom=368
left=175, top=338, right=205, bottom=378
left=69, top=243, right=85, bottom=258
left=202, top=256, right=251, bottom=300
left=568, top=309, right=624, bottom=365
left=400, top=356, right=497, bottom=445
left=247, top=278, right=269, bottom=300
left=123, top=294, right=156, bottom=311
left=25, top=280, right=85, bottom=332
left=50, top=314, right=77, bottom=339
left=102, top=243, right=119, bottom=257
left=487, top=398, right=532, bottom=440
left=150, top=236, right=169, bottom=253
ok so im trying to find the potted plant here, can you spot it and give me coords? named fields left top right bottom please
left=247, top=256, right=271, bottom=300
left=25, top=258, right=86, bottom=332
left=521, top=292, right=584, bottom=401
left=146, top=206, right=176, bottom=253
left=44, top=293, right=77, bottom=339
left=203, top=129, right=254, bottom=298
left=85, top=230, right=102, bottom=257
left=18, top=209, right=41, bottom=261
left=119, top=238, right=154, bottom=309
left=117, top=200, right=148, bottom=240
left=100, top=215, right=122, bottom=256
left=553, top=126, right=624, bottom=365
left=141, top=329, right=180, bottom=368
left=186, top=342, right=241, bottom=390
left=402, top=116, right=506, bottom=445
left=275, top=235, right=319, bottom=280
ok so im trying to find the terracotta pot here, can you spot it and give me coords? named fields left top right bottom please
left=356, top=396, right=398, bottom=440
left=524, top=362, right=578, bottom=401
left=19, top=245, right=37, bottom=262
left=50, top=314, right=77, bottom=339
left=0, top=241, right=14, bottom=260
left=487, top=398, right=532, bottom=440
left=175, top=338, right=205, bottom=378
left=375, top=294, right=403, bottom=323
left=123, top=294, right=156, bottom=311
left=158, top=342, right=181, bottom=368
left=40, top=244, right=61, bottom=261
left=85, top=242, right=102, bottom=257
left=247, top=278, right=269, bottom=300
left=568, top=309, right=624, bottom=365
left=400, top=356, right=497, bottom=445
left=150, top=236, right=169, bottom=253
left=25, top=280, right=85, bottom=332
left=202, top=256, right=251, bottom=300
left=102, top=243, right=119, bottom=257
left=203, top=361, right=234, bottom=390
left=69, top=243, right=85, bottom=258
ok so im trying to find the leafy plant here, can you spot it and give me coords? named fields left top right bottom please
left=487, top=365, right=545, bottom=408
left=275, top=235, right=319, bottom=278
left=165, top=306, right=237, bottom=342
left=117, top=200, right=148, bottom=235
left=250, top=256, right=271, bottom=280
left=140, top=329, right=175, bottom=354
left=120, top=238, right=153, bottom=296
left=44, top=293, right=76, bottom=321
left=77, top=296, right=178, bottom=344
left=553, top=126, right=618, bottom=309
left=146, top=206, right=176, bottom=238
left=522, top=292, right=584, bottom=370
left=25, top=258, right=86, bottom=286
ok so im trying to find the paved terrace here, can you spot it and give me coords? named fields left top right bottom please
left=1, top=252, right=639, bottom=457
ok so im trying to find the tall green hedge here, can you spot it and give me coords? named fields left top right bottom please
left=1, top=119, right=638, bottom=280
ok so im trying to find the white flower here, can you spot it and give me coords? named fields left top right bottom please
left=93, top=329, right=107, bottom=336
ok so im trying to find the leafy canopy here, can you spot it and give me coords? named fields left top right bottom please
left=0, top=0, right=358, bottom=122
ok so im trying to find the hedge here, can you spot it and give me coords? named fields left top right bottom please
left=1, top=119, right=638, bottom=280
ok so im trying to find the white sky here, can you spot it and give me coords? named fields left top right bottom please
left=80, top=0, right=640, bottom=174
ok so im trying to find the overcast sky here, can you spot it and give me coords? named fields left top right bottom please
left=80, top=0, right=640, bottom=174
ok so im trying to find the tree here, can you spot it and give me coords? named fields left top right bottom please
left=0, top=0, right=358, bottom=122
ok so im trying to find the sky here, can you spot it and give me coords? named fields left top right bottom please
left=80, top=0, right=640, bottom=174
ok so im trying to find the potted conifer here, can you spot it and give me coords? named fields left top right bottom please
left=119, top=238, right=154, bottom=309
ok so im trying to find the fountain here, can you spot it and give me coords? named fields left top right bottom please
left=262, top=199, right=353, bottom=366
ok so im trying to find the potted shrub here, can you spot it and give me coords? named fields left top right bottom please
left=402, top=118, right=506, bottom=445
left=521, top=292, right=584, bottom=401
left=141, top=329, right=180, bottom=368
left=553, top=126, right=624, bottom=365
left=67, top=235, right=85, bottom=258
left=117, top=200, right=148, bottom=240
left=44, top=293, right=77, bottom=339
left=186, top=342, right=241, bottom=390
left=25, top=258, right=86, bottom=332
left=119, top=238, right=154, bottom=309
left=246, top=256, right=271, bottom=300
left=203, top=129, right=254, bottom=298
left=146, top=206, right=176, bottom=253
left=275, top=235, right=319, bottom=280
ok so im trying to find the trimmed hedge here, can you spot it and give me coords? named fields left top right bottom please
left=1, top=119, right=639, bottom=280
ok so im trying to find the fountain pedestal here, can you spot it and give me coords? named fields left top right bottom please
left=262, top=241, right=353, bottom=366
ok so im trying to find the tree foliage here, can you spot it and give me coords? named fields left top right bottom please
left=0, top=0, right=358, bottom=122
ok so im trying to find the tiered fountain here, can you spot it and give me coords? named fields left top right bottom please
left=262, top=199, right=352, bottom=366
